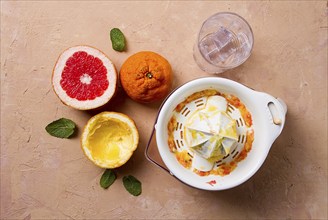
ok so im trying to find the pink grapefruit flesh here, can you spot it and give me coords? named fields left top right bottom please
left=52, top=46, right=117, bottom=110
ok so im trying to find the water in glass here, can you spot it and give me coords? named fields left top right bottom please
left=198, top=26, right=252, bottom=67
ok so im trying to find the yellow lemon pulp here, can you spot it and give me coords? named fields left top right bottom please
left=87, top=119, right=133, bottom=162
left=81, top=112, right=139, bottom=168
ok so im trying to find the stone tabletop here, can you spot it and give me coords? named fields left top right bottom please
left=1, top=1, right=327, bottom=219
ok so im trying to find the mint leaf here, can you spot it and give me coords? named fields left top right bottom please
left=100, top=169, right=116, bottom=189
left=45, top=118, right=76, bottom=138
left=110, top=28, right=126, bottom=52
left=123, top=175, right=142, bottom=196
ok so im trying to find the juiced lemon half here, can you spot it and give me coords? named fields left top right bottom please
left=81, top=112, right=139, bottom=168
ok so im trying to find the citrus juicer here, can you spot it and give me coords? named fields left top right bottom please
left=145, top=77, right=287, bottom=190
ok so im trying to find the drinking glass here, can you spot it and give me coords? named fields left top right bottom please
left=193, top=12, right=254, bottom=74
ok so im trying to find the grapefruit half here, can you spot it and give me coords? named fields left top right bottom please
left=52, top=46, right=117, bottom=110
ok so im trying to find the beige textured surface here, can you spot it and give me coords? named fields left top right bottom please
left=1, top=1, right=327, bottom=219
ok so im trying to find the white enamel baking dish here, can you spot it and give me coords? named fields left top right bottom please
left=146, top=77, right=287, bottom=190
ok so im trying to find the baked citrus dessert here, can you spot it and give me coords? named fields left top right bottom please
left=52, top=46, right=117, bottom=110
left=81, top=112, right=139, bottom=168
left=119, top=51, right=172, bottom=103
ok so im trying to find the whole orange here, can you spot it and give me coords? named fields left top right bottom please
left=119, top=51, right=173, bottom=103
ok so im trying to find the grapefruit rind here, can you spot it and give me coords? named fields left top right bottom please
left=81, top=112, right=139, bottom=168
left=52, top=46, right=117, bottom=110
